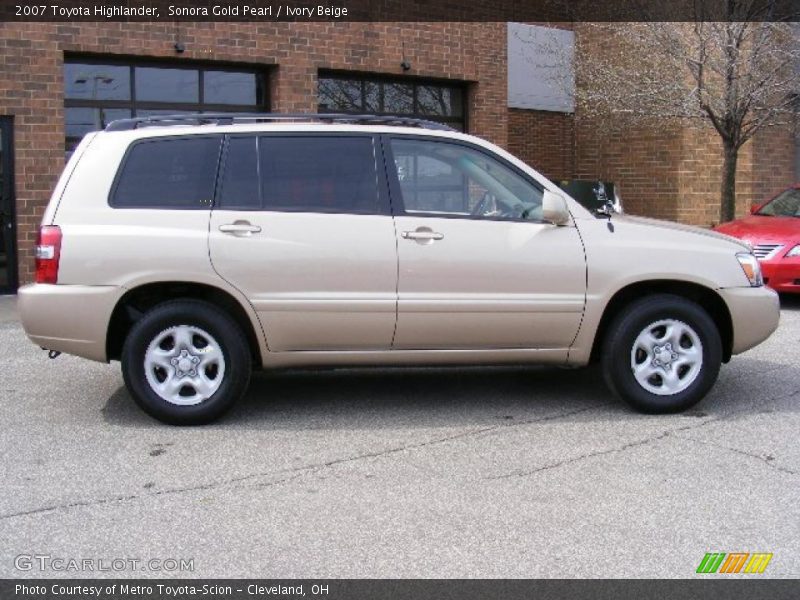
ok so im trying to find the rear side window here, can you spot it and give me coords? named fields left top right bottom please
left=216, top=135, right=380, bottom=214
left=112, top=137, right=222, bottom=208
left=260, top=137, right=379, bottom=213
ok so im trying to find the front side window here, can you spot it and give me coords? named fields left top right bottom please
left=112, top=137, right=222, bottom=208
left=389, top=138, right=543, bottom=221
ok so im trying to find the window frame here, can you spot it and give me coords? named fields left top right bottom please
left=382, top=134, right=547, bottom=225
left=64, top=55, right=269, bottom=153
left=215, top=132, right=392, bottom=217
left=108, top=134, right=225, bottom=210
left=318, top=70, right=467, bottom=131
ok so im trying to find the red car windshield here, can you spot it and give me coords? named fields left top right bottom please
left=757, top=188, right=800, bottom=217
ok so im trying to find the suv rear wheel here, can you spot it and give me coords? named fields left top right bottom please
left=121, top=300, right=251, bottom=425
left=601, top=294, right=722, bottom=413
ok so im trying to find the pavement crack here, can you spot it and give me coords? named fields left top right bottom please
left=673, top=434, right=797, bottom=476
left=0, top=405, right=602, bottom=521
left=486, top=387, right=800, bottom=481
left=488, top=418, right=720, bottom=480
left=488, top=431, right=671, bottom=480
left=291, top=403, right=605, bottom=474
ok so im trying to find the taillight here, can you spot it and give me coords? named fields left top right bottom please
left=35, top=225, right=62, bottom=284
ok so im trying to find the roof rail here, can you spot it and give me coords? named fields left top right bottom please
left=105, top=112, right=456, bottom=132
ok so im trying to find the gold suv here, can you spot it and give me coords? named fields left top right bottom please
left=18, top=114, right=780, bottom=424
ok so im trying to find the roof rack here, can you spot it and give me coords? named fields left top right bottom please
left=105, top=112, right=456, bottom=132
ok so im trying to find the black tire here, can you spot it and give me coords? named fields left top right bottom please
left=121, top=300, right=251, bottom=425
left=601, top=294, right=722, bottom=414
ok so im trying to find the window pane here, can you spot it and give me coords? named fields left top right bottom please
left=383, top=83, right=413, bottom=114
left=66, top=107, right=131, bottom=139
left=318, top=78, right=362, bottom=112
left=259, top=136, right=379, bottom=213
left=204, top=71, right=258, bottom=105
left=219, top=137, right=260, bottom=209
left=65, top=107, right=99, bottom=139
left=393, top=150, right=466, bottom=213
left=390, top=138, right=542, bottom=220
left=112, top=137, right=221, bottom=208
left=135, top=67, right=199, bottom=103
left=134, top=109, right=193, bottom=118
left=364, top=81, right=380, bottom=113
left=64, top=63, right=130, bottom=100
left=417, top=85, right=463, bottom=117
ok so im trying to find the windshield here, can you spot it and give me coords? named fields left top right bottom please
left=757, top=188, right=800, bottom=217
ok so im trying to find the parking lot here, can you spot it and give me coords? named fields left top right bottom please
left=0, top=294, right=798, bottom=578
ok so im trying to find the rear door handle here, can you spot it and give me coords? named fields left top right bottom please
left=402, top=230, right=444, bottom=241
left=219, top=221, right=262, bottom=236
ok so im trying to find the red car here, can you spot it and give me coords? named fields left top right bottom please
left=715, top=185, right=800, bottom=294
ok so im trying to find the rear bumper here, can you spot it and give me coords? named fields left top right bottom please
left=719, top=286, right=780, bottom=355
left=761, top=260, right=800, bottom=294
left=18, top=283, right=123, bottom=362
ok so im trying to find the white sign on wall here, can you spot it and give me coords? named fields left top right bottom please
left=507, top=23, right=575, bottom=113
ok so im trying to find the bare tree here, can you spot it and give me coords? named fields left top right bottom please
left=549, top=5, right=799, bottom=223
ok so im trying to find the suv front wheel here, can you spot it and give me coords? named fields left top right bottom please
left=121, top=300, right=251, bottom=425
left=601, top=294, right=722, bottom=413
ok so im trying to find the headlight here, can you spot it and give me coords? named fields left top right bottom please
left=736, top=252, right=764, bottom=287
left=786, top=245, right=800, bottom=258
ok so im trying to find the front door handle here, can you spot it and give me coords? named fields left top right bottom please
left=402, top=228, right=444, bottom=242
left=219, top=221, right=262, bottom=236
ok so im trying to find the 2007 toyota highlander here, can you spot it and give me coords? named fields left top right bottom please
left=18, top=113, right=780, bottom=425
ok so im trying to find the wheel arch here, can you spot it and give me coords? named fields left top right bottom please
left=106, top=281, right=264, bottom=365
left=589, top=280, right=734, bottom=365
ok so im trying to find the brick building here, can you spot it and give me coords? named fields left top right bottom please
left=0, top=21, right=795, bottom=291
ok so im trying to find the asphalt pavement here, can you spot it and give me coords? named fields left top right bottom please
left=0, top=294, right=798, bottom=578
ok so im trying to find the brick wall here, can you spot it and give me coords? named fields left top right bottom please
left=752, top=126, right=797, bottom=205
left=507, top=108, right=574, bottom=181
left=573, top=117, right=796, bottom=227
left=0, top=21, right=507, bottom=285
left=574, top=120, right=685, bottom=221
left=568, top=22, right=797, bottom=228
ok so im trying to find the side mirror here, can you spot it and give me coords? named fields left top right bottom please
left=542, top=190, right=571, bottom=226
left=750, top=203, right=759, bottom=215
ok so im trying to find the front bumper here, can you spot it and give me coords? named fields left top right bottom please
left=718, top=286, right=780, bottom=355
left=18, top=283, right=124, bottom=362
left=760, top=258, right=800, bottom=294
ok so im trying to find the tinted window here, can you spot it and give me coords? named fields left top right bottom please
left=64, top=63, right=130, bottom=101
left=318, top=78, right=362, bottom=112
left=390, top=138, right=543, bottom=221
left=259, top=137, right=379, bottom=214
left=219, top=137, right=260, bottom=209
left=383, top=83, right=414, bottom=113
left=135, top=67, right=199, bottom=103
left=65, top=107, right=131, bottom=155
left=417, top=85, right=463, bottom=117
left=112, top=137, right=221, bottom=208
left=317, top=74, right=465, bottom=131
left=64, top=58, right=268, bottom=158
left=204, top=71, right=259, bottom=105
